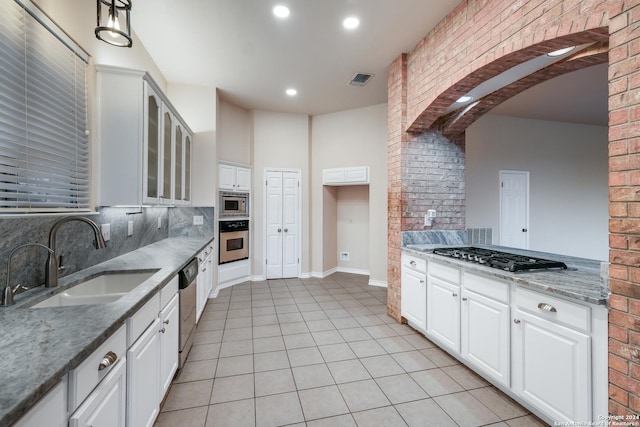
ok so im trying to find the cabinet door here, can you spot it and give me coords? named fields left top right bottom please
left=160, top=109, right=174, bottom=203
left=219, top=164, right=236, bottom=190
left=144, top=83, right=162, bottom=203
left=461, top=289, right=510, bottom=387
left=401, top=267, right=426, bottom=333
left=512, top=308, right=591, bottom=422
left=15, top=378, right=67, bottom=427
left=127, top=318, right=161, bottom=427
left=160, top=294, right=179, bottom=399
left=174, top=124, right=184, bottom=202
left=427, top=276, right=460, bottom=352
left=184, top=134, right=192, bottom=203
left=235, top=166, right=251, bottom=191
left=69, top=360, right=126, bottom=427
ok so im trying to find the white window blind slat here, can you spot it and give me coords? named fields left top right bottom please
left=0, top=0, right=89, bottom=212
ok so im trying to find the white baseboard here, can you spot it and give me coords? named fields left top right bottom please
left=368, top=279, right=388, bottom=288
left=251, top=274, right=266, bottom=282
left=337, top=267, right=369, bottom=276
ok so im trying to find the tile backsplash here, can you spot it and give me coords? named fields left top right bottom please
left=0, top=206, right=214, bottom=290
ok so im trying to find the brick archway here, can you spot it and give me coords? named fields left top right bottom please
left=387, top=0, right=640, bottom=418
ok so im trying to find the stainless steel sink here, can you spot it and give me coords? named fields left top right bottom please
left=31, top=270, right=158, bottom=308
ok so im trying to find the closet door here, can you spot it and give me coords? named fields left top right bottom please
left=265, top=170, right=300, bottom=279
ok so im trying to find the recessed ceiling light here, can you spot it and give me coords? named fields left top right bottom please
left=273, top=5, right=290, bottom=18
left=286, top=88, right=297, bottom=96
left=342, top=16, right=360, bottom=30
left=456, top=95, right=474, bottom=103
left=547, top=46, right=575, bottom=57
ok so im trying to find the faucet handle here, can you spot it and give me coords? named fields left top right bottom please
left=2, top=284, right=28, bottom=306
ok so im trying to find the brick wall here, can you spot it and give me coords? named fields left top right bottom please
left=607, top=2, right=640, bottom=416
left=387, top=0, right=640, bottom=418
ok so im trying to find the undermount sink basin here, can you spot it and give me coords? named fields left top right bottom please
left=31, top=270, right=158, bottom=308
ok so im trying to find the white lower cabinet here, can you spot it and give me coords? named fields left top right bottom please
left=197, top=245, right=214, bottom=322
left=427, top=274, right=460, bottom=353
left=159, top=293, right=180, bottom=398
left=14, top=377, right=68, bottom=427
left=512, top=303, right=591, bottom=422
left=127, top=317, right=161, bottom=427
left=461, top=288, right=510, bottom=387
left=400, top=254, right=427, bottom=333
left=69, top=359, right=127, bottom=427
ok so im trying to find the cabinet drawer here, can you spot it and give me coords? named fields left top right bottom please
left=402, top=253, right=427, bottom=272
left=429, top=260, right=460, bottom=284
left=69, top=324, right=126, bottom=412
left=160, top=275, right=178, bottom=309
left=127, top=293, right=160, bottom=347
left=516, top=287, right=590, bottom=332
left=462, top=271, right=509, bottom=303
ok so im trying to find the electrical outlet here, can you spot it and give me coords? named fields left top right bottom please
left=157, top=216, right=162, bottom=229
left=101, top=223, right=111, bottom=242
left=340, top=251, right=350, bottom=261
left=127, top=220, right=134, bottom=236
left=193, top=215, right=204, bottom=226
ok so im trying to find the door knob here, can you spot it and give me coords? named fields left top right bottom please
left=277, top=228, right=282, bottom=232
left=284, top=228, right=288, bottom=233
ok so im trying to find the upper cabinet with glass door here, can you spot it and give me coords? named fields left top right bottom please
left=97, top=65, right=193, bottom=206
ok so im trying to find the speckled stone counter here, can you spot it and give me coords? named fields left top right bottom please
left=0, top=235, right=214, bottom=426
left=404, top=244, right=609, bottom=306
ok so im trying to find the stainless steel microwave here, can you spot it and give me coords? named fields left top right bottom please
left=219, top=191, right=249, bottom=217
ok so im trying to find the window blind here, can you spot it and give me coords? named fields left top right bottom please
left=0, top=0, right=90, bottom=212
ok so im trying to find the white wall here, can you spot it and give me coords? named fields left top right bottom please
left=311, top=104, right=388, bottom=285
left=337, top=186, right=370, bottom=273
left=218, top=99, right=251, bottom=164
left=251, top=110, right=311, bottom=277
left=466, top=114, right=608, bottom=260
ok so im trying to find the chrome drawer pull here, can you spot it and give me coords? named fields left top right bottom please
left=98, top=351, right=117, bottom=371
left=452, top=292, right=458, bottom=297
left=163, top=319, right=170, bottom=325
left=537, top=303, right=557, bottom=313
left=513, top=319, right=521, bottom=324
left=410, top=260, right=416, bottom=266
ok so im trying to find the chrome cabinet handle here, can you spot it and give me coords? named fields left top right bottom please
left=160, top=327, right=166, bottom=334
left=537, top=303, right=557, bottom=313
left=513, top=319, right=521, bottom=324
left=452, top=293, right=458, bottom=297
left=163, top=319, right=170, bottom=325
left=419, top=280, right=425, bottom=284
left=98, top=351, right=117, bottom=371
left=409, top=260, right=416, bottom=266
left=462, top=297, right=468, bottom=301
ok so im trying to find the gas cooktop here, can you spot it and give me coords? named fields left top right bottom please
left=432, top=246, right=568, bottom=272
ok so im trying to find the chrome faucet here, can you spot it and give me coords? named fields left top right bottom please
left=45, top=216, right=107, bottom=287
left=2, top=243, right=55, bottom=306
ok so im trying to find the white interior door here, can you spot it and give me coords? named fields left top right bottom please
left=500, top=170, right=529, bottom=249
left=265, top=170, right=300, bottom=279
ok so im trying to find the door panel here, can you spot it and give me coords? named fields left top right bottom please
left=500, top=170, right=529, bottom=249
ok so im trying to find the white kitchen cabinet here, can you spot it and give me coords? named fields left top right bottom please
left=219, top=163, right=251, bottom=191
left=460, top=272, right=511, bottom=388
left=461, top=288, right=510, bottom=387
left=512, top=291, right=591, bottom=423
left=322, top=166, right=369, bottom=185
left=427, top=274, right=460, bottom=352
left=401, top=253, right=427, bottom=333
left=159, top=293, right=179, bottom=399
left=197, top=244, right=215, bottom=322
left=14, top=377, right=68, bottom=427
left=127, top=317, right=161, bottom=427
left=97, top=65, right=193, bottom=206
left=69, top=359, right=126, bottom=427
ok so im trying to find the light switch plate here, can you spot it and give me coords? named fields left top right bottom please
left=127, top=220, right=133, bottom=236
left=193, top=216, right=204, bottom=226
left=157, top=217, right=162, bottom=229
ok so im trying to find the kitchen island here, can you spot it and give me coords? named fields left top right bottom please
left=400, top=244, right=608, bottom=425
left=0, top=236, right=214, bottom=426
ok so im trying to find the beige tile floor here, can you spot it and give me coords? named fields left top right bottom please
left=155, top=273, right=549, bottom=427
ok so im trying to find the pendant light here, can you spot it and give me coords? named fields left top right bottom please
left=96, top=0, right=133, bottom=48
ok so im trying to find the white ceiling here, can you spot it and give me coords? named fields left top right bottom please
left=132, top=0, right=608, bottom=125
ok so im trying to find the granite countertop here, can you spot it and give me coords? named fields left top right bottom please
left=0, top=235, right=214, bottom=426
left=403, top=244, right=608, bottom=306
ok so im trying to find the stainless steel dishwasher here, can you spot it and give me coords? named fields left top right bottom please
left=178, top=257, right=199, bottom=368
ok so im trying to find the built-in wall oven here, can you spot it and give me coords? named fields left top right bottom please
left=219, top=191, right=249, bottom=218
left=219, top=219, right=249, bottom=264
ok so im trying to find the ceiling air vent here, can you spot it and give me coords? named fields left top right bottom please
left=348, top=73, right=374, bottom=87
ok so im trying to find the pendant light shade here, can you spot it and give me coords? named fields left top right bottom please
left=96, top=0, right=132, bottom=48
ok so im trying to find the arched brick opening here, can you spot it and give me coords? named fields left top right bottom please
left=387, top=0, right=640, bottom=418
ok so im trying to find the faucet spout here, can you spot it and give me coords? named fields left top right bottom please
left=2, top=243, right=55, bottom=306
left=45, top=216, right=107, bottom=287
